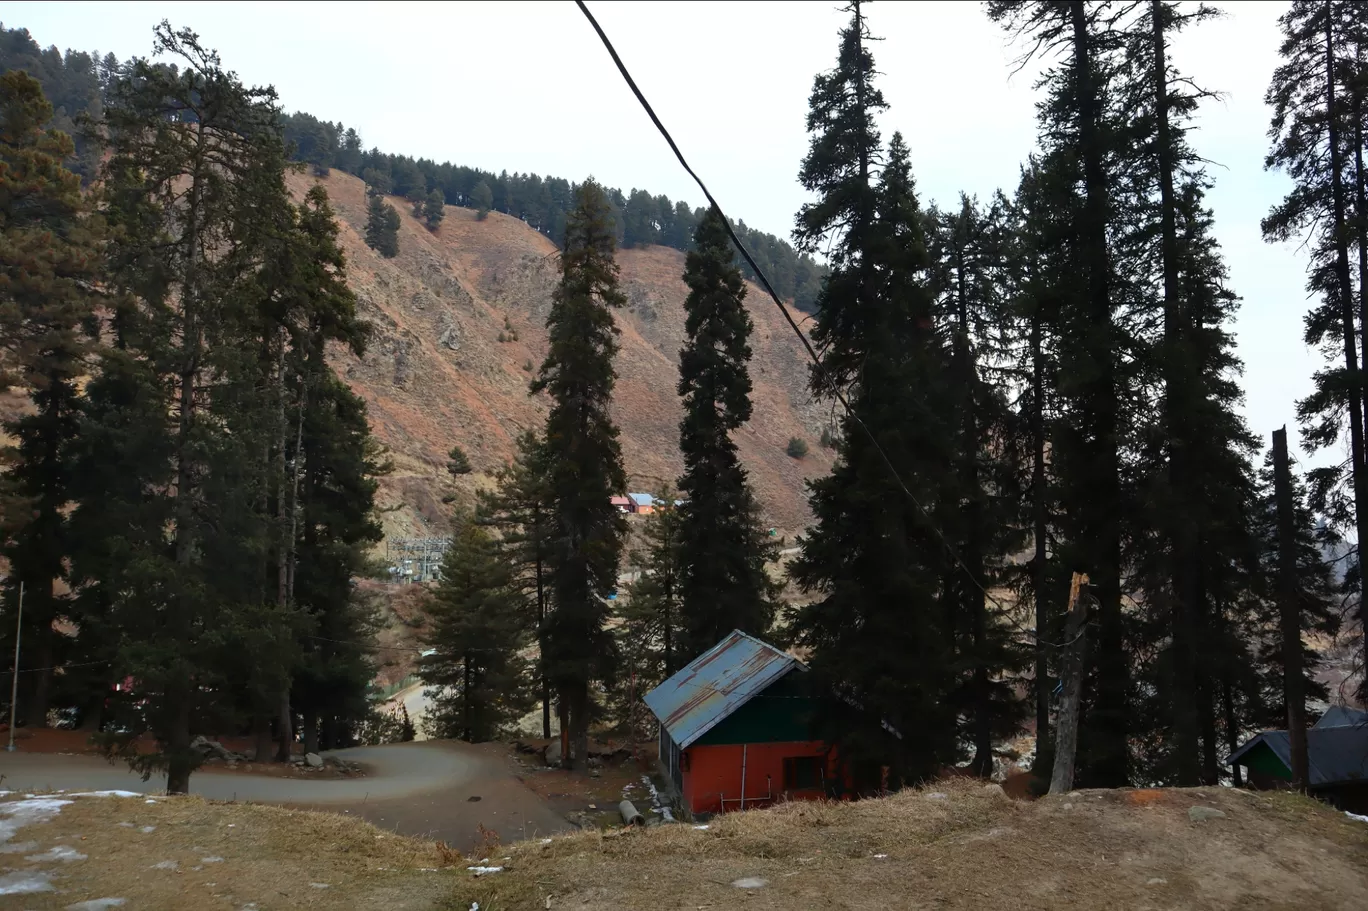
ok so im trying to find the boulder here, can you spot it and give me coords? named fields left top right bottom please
left=189, top=735, right=243, bottom=762
left=305, top=752, right=324, bottom=768
left=1188, top=806, right=1226, bottom=822
left=544, top=739, right=563, bottom=767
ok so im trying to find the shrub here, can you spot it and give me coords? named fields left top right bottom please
left=786, top=437, right=809, bottom=459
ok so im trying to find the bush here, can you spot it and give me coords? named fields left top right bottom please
left=447, top=445, right=472, bottom=476
left=786, top=437, right=809, bottom=459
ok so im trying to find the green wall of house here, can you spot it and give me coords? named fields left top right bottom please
left=1240, top=742, right=1292, bottom=781
left=693, top=671, right=819, bottom=746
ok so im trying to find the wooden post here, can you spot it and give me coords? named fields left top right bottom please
left=1271, top=427, right=1309, bottom=791
left=1049, top=572, right=1089, bottom=795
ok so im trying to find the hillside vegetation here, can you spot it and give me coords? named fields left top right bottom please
left=301, top=168, right=833, bottom=540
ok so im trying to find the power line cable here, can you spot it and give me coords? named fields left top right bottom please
left=574, top=0, right=1082, bottom=649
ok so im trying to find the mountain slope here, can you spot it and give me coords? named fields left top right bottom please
left=296, top=169, right=832, bottom=542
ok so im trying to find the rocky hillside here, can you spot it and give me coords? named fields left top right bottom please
left=292, top=169, right=833, bottom=544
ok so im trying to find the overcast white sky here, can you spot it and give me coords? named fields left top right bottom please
left=5, top=1, right=1331, bottom=464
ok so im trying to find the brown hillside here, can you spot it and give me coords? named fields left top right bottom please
left=293, top=169, right=833, bottom=544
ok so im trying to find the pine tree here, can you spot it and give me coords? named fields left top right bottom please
left=926, top=194, right=1029, bottom=777
left=617, top=494, right=683, bottom=732
left=0, top=71, right=99, bottom=728
left=531, top=179, right=627, bottom=767
left=675, top=206, right=778, bottom=662
left=419, top=513, right=533, bottom=743
left=478, top=430, right=555, bottom=738
left=989, top=0, right=1132, bottom=787
left=423, top=187, right=445, bottom=231
left=1264, top=0, right=1368, bottom=694
left=789, top=6, right=959, bottom=787
left=84, top=22, right=297, bottom=792
left=473, top=179, right=493, bottom=220
left=366, top=193, right=399, bottom=257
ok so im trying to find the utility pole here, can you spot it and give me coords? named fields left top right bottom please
left=1271, top=427, right=1309, bottom=791
left=7, top=581, right=23, bottom=752
left=1049, top=572, right=1089, bottom=795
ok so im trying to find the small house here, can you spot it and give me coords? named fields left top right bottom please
left=627, top=493, right=655, bottom=515
left=1226, top=706, right=1368, bottom=813
left=610, top=495, right=632, bottom=513
left=644, top=630, right=838, bottom=816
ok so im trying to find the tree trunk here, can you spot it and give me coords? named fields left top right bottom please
left=953, top=226, right=993, bottom=779
left=275, top=689, right=293, bottom=762
left=1271, top=427, right=1309, bottom=791
left=254, top=715, right=274, bottom=763
left=558, top=700, right=571, bottom=769
left=1221, top=673, right=1242, bottom=788
left=1030, top=315, right=1051, bottom=766
left=1070, top=0, right=1127, bottom=788
left=166, top=693, right=193, bottom=795
left=1151, top=0, right=1201, bottom=788
left=24, top=615, right=52, bottom=729
left=463, top=653, right=473, bottom=742
left=1352, top=43, right=1368, bottom=687
left=536, top=532, right=550, bottom=740
left=302, top=712, right=320, bottom=755
left=1050, top=573, right=1089, bottom=795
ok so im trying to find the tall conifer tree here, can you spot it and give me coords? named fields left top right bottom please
left=676, top=207, right=778, bottom=661
left=532, top=179, right=627, bottom=768
left=0, top=71, right=99, bottom=727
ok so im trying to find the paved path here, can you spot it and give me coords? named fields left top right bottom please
left=0, top=740, right=569, bottom=850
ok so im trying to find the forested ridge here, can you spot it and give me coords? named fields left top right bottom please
left=1, top=2, right=1366, bottom=802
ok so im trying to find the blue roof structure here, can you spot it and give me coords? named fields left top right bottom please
left=628, top=492, right=654, bottom=507
left=644, top=630, right=804, bottom=749
left=1227, top=706, right=1368, bottom=787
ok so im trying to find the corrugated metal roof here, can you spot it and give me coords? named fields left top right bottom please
left=627, top=493, right=654, bottom=506
left=1227, top=725, right=1368, bottom=787
left=643, top=630, right=803, bottom=749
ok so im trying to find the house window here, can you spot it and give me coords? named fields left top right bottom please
left=783, top=755, right=823, bottom=791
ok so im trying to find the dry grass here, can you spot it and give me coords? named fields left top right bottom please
left=450, top=779, right=1368, bottom=911
left=1, top=793, right=460, bottom=910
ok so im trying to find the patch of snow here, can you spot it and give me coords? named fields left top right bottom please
left=693, top=824, right=710, bottom=830
left=201, top=856, right=224, bottom=863
left=144, top=799, right=158, bottom=804
left=310, top=882, right=330, bottom=889
left=925, top=792, right=948, bottom=800
left=731, top=877, right=768, bottom=889
left=467, top=866, right=504, bottom=875
left=69, top=790, right=140, bottom=798
left=0, top=790, right=9, bottom=797
left=1147, top=878, right=1167, bottom=886
left=872, top=853, right=888, bottom=859
left=66, top=900, right=127, bottom=911
left=0, top=840, right=39, bottom=854
left=1, top=798, right=73, bottom=846
left=0, top=869, right=55, bottom=895
left=26, top=844, right=87, bottom=862
left=116, top=822, right=135, bottom=828
left=1346, top=811, right=1368, bottom=824
left=139, top=825, right=156, bottom=833
left=470, top=904, right=480, bottom=911
left=540, top=838, right=553, bottom=844
left=149, top=860, right=179, bottom=870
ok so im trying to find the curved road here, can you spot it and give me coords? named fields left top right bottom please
left=0, top=741, right=569, bottom=850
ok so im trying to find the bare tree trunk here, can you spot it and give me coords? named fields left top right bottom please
left=1271, top=427, right=1309, bottom=791
left=1029, top=315, right=1051, bottom=768
left=1050, top=573, right=1089, bottom=795
left=302, top=712, right=320, bottom=755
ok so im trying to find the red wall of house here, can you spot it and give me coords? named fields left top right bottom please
left=681, top=741, right=837, bottom=816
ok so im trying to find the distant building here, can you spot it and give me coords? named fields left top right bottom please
left=644, top=630, right=842, bottom=817
left=1226, top=705, right=1368, bottom=813
left=610, top=495, right=632, bottom=513
left=627, top=492, right=655, bottom=514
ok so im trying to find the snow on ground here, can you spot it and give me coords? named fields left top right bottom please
left=1348, top=811, right=1368, bottom=823
left=0, top=868, right=55, bottom=895
left=25, top=845, right=87, bottom=862
left=66, top=900, right=127, bottom=910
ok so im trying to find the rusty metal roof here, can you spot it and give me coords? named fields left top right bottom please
left=643, top=630, right=803, bottom=749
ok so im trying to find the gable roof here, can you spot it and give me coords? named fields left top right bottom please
left=627, top=493, right=654, bottom=507
left=1314, top=706, right=1368, bottom=730
left=1227, top=723, right=1368, bottom=787
left=643, top=630, right=804, bottom=749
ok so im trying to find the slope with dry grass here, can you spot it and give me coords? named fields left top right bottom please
left=294, top=170, right=832, bottom=542
left=457, top=780, right=1368, bottom=911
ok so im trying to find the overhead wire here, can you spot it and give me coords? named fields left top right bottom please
left=573, top=0, right=1086, bottom=650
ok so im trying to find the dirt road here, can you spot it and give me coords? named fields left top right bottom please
left=0, top=740, right=569, bottom=851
